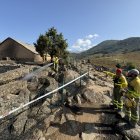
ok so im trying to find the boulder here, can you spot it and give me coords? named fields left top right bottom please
left=82, top=88, right=105, bottom=104
left=24, top=119, right=37, bottom=133
left=116, top=122, right=140, bottom=140
left=11, top=111, right=28, bottom=136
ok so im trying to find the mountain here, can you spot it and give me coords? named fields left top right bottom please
left=76, top=37, right=140, bottom=58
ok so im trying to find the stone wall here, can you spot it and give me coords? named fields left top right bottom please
left=0, top=66, right=35, bottom=85
left=0, top=68, right=84, bottom=140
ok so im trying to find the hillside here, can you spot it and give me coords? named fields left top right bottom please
left=72, top=37, right=140, bottom=68
left=76, top=37, right=140, bottom=58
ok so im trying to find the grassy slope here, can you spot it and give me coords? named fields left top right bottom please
left=72, top=37, right=140, bottom=68
left=89, top=51, right=140, bottom=69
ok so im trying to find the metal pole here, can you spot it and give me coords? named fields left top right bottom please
left=88, top=65, right=90, bottom=78
left=80, top=63, right=82, bottom=86
left=61, top=76, right=65, bottom=104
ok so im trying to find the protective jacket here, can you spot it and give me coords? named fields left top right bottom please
left=124, top=77, right=140, bottom=125
left=127, top=77, right=140, bottom=99
left=53, top=57, right=59, bottom=72
left=104, top=71, right=128, bottom=88
left=54, top=57, right=59, bottom=64
left=104, top=71, right=127, bottom=110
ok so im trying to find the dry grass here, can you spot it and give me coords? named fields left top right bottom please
left=89, top=51, right=140, bottom=69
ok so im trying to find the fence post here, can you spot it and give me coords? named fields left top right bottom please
left=76, top=59, right=77, bottom=68
left=61, top=78, right=64, bottom=104
left=80, top=63, right=82, bottom=86
left=73, top=58, right=75, bottom=67
left=74, top=76, right=76, bottom=86
left=88, top=65, right=90, bottom=78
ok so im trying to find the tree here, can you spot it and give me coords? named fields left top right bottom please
left=34, top=35, right=51, bottom=57
left=34, top=27, right=68, bottom=61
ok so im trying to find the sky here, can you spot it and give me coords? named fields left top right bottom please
left=0, top=0, right=140, bottom=52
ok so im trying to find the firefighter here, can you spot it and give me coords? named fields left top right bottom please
left=53, top=56, right=59, bottom=72
left=123, top=69, right=140, bottom=128
left=104, top=68, right=128, bottom=112
left=43, top=53, right=47, bottom=62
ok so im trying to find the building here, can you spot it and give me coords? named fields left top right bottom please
left=0, top=37, right=44, bottom=62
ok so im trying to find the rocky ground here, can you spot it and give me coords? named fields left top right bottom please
left=0, top=60, right=140, bottom=140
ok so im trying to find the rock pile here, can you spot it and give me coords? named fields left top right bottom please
left=0, top=61, right=139, bottom=140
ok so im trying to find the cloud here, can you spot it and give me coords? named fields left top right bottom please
left=67, top=48, right=72, bottom=52
left=86, top=34, right=99, bottom=39
left=70, top=34, right=99, bottom=52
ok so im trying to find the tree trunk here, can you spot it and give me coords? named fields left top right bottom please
left=50, top=55, right=53, bottom=63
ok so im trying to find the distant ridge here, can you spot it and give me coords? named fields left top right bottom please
left=75, top=37, right=140, bottom=58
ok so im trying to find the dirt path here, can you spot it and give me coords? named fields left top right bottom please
left=46, top=103, right=123, bottom=140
